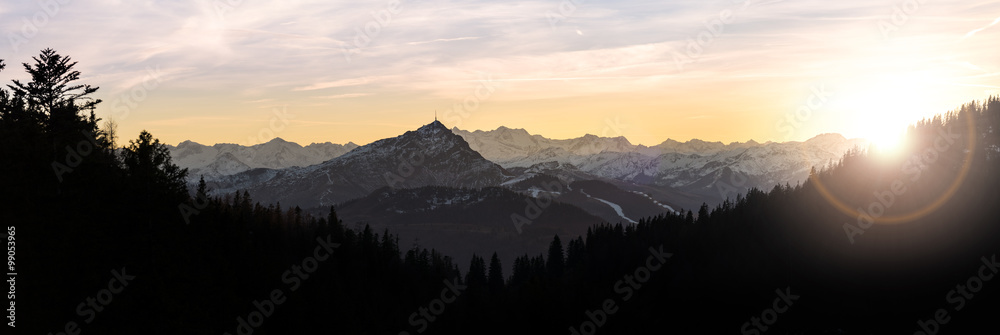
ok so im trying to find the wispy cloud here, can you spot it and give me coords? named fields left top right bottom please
left=961, top=16, right=1000, bottom=39
left=406, top=36, right=481, bottom=45
left=141, top=116, right=248, bottom=126
left=293, top=77, right=381, bottom=91
left=313, top=93, right=372, bottom=99
left=1, top=0, right=998, bottom=145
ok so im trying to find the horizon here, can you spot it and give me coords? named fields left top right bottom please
left=2, top=0, right=998, bottom=147
left=169, top=119, right=865, bottom=148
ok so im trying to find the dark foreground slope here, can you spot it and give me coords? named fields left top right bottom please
left=332, top=185, right=603, bottom=274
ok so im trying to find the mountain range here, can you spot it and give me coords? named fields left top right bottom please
left=167, top=138, right=359, bottom=181
left=175, top=122, right=866, bottom=215
left=173, top=120, right=867, bottom=275
left=205, top=121, right=507, bottom=209
left=455, top=126, right=866, bottom=210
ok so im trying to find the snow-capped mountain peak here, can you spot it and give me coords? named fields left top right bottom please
left=168, top=138, right=358, bottom=182
left=177, top=120, right=868, bottom=212
left=209, top=121, right=508, bottom=208
left=417, top=120, right=449, bottom=135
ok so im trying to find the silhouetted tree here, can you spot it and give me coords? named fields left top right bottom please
left=697, top=202, right=710, bottom=223
left=121, top=130, right=188, bottom=200
left=466, top=254, right=487, bottom=288
left=8, top=48, right=100, bottom=115
left=196, top=175, right=209, bottom=200
left=488, top=252, right=504, bottom=296
left=546, top=235, right=565, bottom=278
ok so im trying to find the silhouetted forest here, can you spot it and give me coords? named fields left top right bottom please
left=3, top=50, right=1000, bottom=334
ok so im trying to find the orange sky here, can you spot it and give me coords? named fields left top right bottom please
left=1, top=0, right=998, bottom=147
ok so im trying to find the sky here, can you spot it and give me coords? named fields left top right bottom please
left=1, top=0, right=999, bottom=147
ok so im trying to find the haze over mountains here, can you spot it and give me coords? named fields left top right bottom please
left=173, top=121, right=867, bottom=213
left=206, top=121, right=508, bottom=209
left=167, top=122, right=867, bottom=273
left=168, top=139, right=359, bottom=181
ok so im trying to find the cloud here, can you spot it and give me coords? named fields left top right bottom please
left=293, top=77, right=381, bottom=91
left=2, top=0, right=999, bottom=144
left=406, top=36, right=481, bottom=45
left=141, top=116, right=247, bottom=126
left=961, top=16, right=1000, bottom=40
left=313, top=93, right=372, bottom=99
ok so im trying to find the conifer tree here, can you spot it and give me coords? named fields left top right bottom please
left=488, top=252, right=504, bottom=295
left=546, top=235, right=565, bottom=278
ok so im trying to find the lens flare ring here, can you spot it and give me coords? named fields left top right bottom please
left=808, top=111, right=976, bottom=225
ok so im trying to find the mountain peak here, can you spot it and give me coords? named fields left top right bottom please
left=259, top=137, right=305, bottom=149
left=418, top=120, right=449, bottom=134
left=805, top=133, right=847, bottom=144
left=177, top=140, right=204, bottom=148
left=221, top=119, right=506, bottom=208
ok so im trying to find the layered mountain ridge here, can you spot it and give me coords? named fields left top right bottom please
left=207, top=121, right=508, bottom=208
left=168, top=137, right=359, bottom=181
left=181, top=122, right=867, bottom=213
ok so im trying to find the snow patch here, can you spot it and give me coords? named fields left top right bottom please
left=630, top=191, right=677, bottom=213
left=580, top=189, right=637, bottom=224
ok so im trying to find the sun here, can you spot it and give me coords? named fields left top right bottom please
left=841, top=96, right=911, bottom=156
left=867, top=128, right=905, bottom=154
left=847, top=111, right=907, bottom=158
left=830, top=73, right=943, bottom=157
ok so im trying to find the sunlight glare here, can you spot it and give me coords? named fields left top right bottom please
left=834, top=73, right=940, bottom=158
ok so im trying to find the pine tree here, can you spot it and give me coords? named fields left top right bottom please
left=2, top=49, right=111, bottom=197
left=466, top=254, right=487, bottom=288
left=8, top=48, right=101, bottom=115
left=565, top=237, right=586, bottom=270
left=196, top=175, right=209, bottom=200
left=507, top=255, right=530, bottom=289
left=488, top=252, right=504, bottom=296
left=328, top=206, right=344, bottom=241
left=546, top=235, right=565, bottom=279
left=121, top=130, right=189, bottom=199
left=697, top=202, right=710, bottom=223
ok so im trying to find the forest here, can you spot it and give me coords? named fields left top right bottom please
left=3, top=49, right=1000, bottom=334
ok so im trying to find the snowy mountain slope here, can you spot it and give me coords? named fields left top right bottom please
left=453, top=126, right=866, bottom=209
left=188, top=121, right=865, bottom=214
left=209, top=121, right=509, bottom=209
left=651, top=138, right=766, bottom=155
left=506, top=175, right=682, bottom=224
left=455, top=126, right=862, bottom=182
left=168, top=138, right=358, bottom=182
left=453, top=126, right=783, bottom=169
left=452, top=126, right=636, bottom=165
left=579, top=189, right=637, bottom=224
